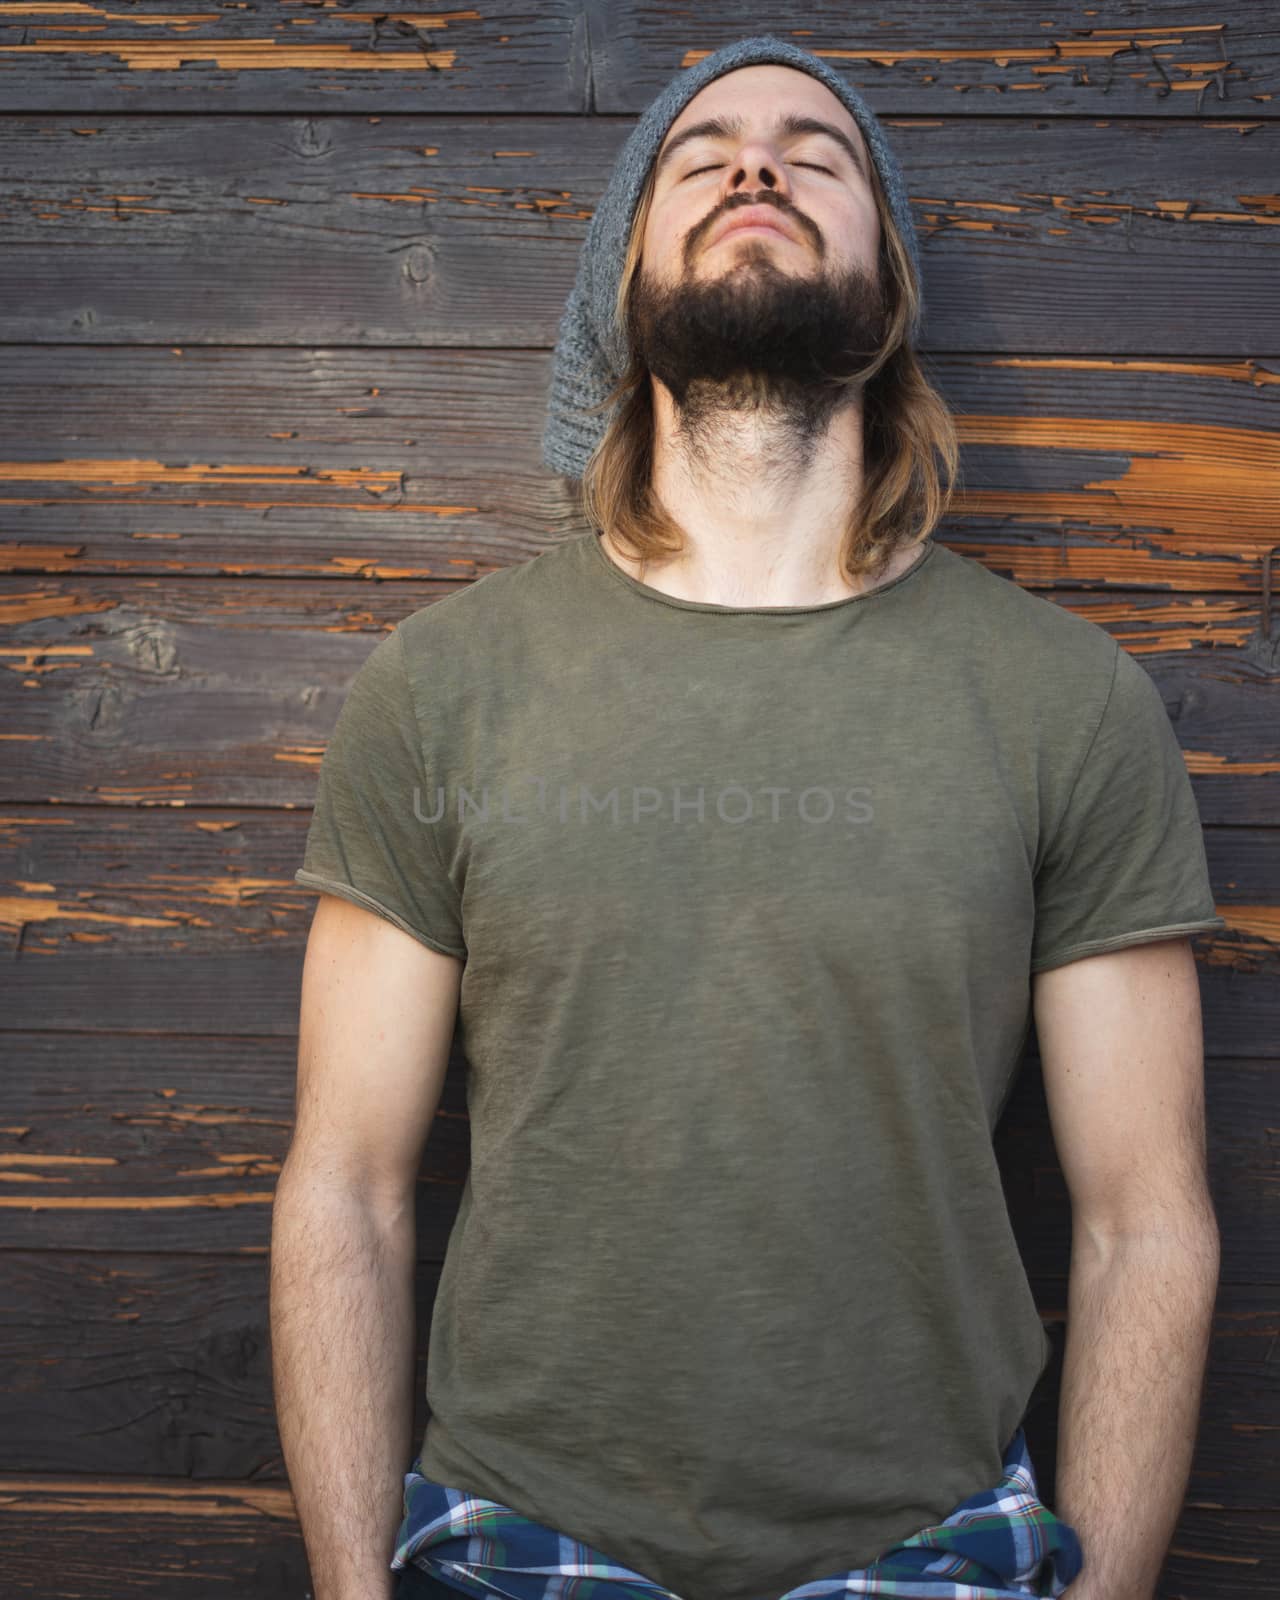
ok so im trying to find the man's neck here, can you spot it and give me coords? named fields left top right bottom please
left=602, top=393, right=921, bottom=607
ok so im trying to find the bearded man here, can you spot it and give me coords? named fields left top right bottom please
left=275, top=35, right=1223, bottom=1600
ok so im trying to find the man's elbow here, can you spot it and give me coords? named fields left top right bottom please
left=1071, top=1192, right=1221, bottom=1266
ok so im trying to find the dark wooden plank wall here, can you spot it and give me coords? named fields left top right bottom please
left=0, top=4, right=1276, bottom=1594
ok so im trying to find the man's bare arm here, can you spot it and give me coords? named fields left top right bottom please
left=1033, top=936, right=1220, bottom=1600
left=271, top=894, right=463, bottom=1600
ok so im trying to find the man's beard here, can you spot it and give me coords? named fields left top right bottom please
left=626, top=239, right=887, bottom=466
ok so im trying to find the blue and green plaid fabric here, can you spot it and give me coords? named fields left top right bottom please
left=390, top=1424, right=1084, bottom=1599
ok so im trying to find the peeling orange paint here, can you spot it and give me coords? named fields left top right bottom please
left=1195, top=906, right=1277, bottom=940
left=6, top=499, right=473, bottom=521
left=1185, top=752, right=1280, bottom=776
left=179, top=1158, right=281, bottom=1177
left=1064, top=596, right=1258, bottom=652
left=0, top=1477, right=295, bottom=1513
left=0, top=645, right=93, bottom=672
left=964, top=544, right=1263, bottom=595
left=0, top=547, right=91, bottom=572
left=0, top=41, right=464, bottom=73
left=953, top=415, right=1280, bottom=546
left=950, top=200, right=1027, bottom=215
left=350, top=191, right=438, bottom=204
left=685, top=26, right=1231, bottom=76
left=0, top=459, right=408, bottom=490
left=916, top=193, right=1277, bottom=230
left=358, top=7, right=487, bottom=26
left=988, top=356, right=1279, bottom=387
left=89, top=787, right=194, bottom=802
left=453, top=193, right=590, bottom=220
left=0, top=591, right=115, bottom=625
left=0, top=1191, right=277, bottom=1210
left=322, top=555, right=480, bottom=576
left=125, top=1108, right=292, bottom=1129
left=152, top=874, right=298, bottom=904
left=0, top=876, right=328, bottom=929
left=0, top=898, right=183, bottom=932
left=0, top=1153, right=117, bottom=1169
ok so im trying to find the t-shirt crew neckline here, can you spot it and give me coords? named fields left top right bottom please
left=584, top=527, right=938, bottom=616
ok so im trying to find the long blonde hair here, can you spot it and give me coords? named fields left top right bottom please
left=570, top=146, right=960, bottom=581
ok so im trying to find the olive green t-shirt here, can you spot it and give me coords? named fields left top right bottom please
left=295, top=530, right=1223, bottom=1600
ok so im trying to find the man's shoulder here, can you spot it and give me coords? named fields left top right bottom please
left=395, top=536, right=579, bottom=651
left=929, top=540, right=1119, bottom=679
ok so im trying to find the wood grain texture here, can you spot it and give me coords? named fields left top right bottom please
left=0, top=800, right=1264, bottom=1038
left=0, top=116, right=1276, bottom=349
left=0, top=3, right=1275, bottom=117
left=0, top=1029, right=1269, bottom=1275
left=1, top=5, right=1276, bottom=1595
left=0, top=2, right=590, bottom=113
left=587, top=5, right=1280, bottom=119
left=0, top=581, right=1273, bottom=823
left=0, top=1483, right=1271, bottom=1599
left=0, top=349, right=1277, bottom=579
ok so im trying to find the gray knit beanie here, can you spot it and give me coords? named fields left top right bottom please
left=541, top=33, right=924, bottom=480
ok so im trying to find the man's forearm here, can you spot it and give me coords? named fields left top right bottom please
left=270, top=1158, right=417, bottom=1600
left=1055, top=1218, right=1219, bottom=1600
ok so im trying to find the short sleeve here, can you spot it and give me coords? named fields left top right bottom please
left=1030, top=643, right=1224, bottom=973
left=294, top=626, right=466, bottom=959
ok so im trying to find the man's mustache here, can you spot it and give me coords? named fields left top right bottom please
left=689, top=192, right=819, bottom=258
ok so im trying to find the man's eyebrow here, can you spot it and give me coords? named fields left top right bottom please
left=653, top=111, right=868, bottom=183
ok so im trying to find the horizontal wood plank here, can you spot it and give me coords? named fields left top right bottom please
left=589, top=6, right=1280, bottom=120
left=0, top=1022, right=1270, bottom=1262
left=1, top=349, right=1277, bottom=582
left=0, top=118, right=1276, bottom=349
left=1, top=580, right=1272, bottom=819
left=1, top=3, right=1275, bottom=118
left=0, top=815, right=1262, bottom=1042
left=0, top=1251, right=1271, bottom=1536
left=0, top=1484, right=1269, bottom=1599
left=0, top=1480, right=1265, bottom=1599
left=0, top=3, right=588, bottom=113
left=0, top=1031, right=467, bottom=1252
left=0, top=1251, right=444, bottom=1477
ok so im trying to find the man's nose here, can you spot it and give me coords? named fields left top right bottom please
left=721, top=144, right=791, bottom=197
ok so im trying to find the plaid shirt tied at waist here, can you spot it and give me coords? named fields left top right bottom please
left=389, top=1424, right=1084, bottom=1600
